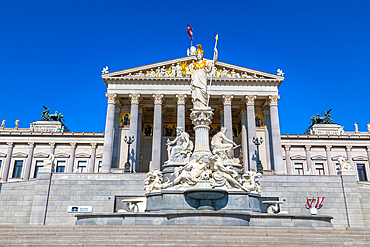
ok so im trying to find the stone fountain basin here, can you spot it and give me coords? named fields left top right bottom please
left=184, top=188, right=227, bottom=200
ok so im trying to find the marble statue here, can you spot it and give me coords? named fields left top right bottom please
left=171, top=155, right=210, bottom=187
left=156, top=67, right=162, bottom=77
left=211, top=127, right=238, bottom=162
left=188, top=44, right=218, bottom=108
left=367, top=123, right=370, bottom=132
left=144, top=169, right=171, bottom=193
left=169, top=64, right=176, bottom=77
left=354, top=122, right=359, bottom=132
left=239, top=170, right=262, bottom=192
left=43, top=154, right=55, bottom=172
left=209, top=156, right=246, bottom=191
left=220, top=68, right=229, bottom=78
left=101, top=66, right=109, bottom=74
left=1, top=118, right=5, bottom=128
left=166, top=127, right=193, bottom=164
left=15, top=119, right=19, bottom=129
left=134, top=71, right=144, bottom=77
left=337, top=156, right=352, bottom=171
left=277, top=69, right=284, bottom=76
left=175, top=62, right=182, bottom=77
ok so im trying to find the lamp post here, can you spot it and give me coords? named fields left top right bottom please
left=252, top=137, right=263, bottom=174
left=124, top=135, right=135, bottom=173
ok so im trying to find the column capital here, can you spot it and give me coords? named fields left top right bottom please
left=325, top=145, right=332, bottom=151
left=240, top=106, right=247, bottom=115
left=245, top=95, right=257, bottom=106
left=7, top=142, right=13, bottom=148
left=28, top=142, right=35, bottom=148
left=153, top=94, right=164, bottom=105
left=222, top=94, right=234, bottom=105
left=366, top=146, right=370, bottom=151
left=268, top=95, right=280, bottom=106
left=284, top=145, right=291, bottom=150
left=129, top=93, right=141, bottom=104
left=105, top=93, right=118, bottom=104
left=305, top=145, right=311, bottom=151
left=49, top=143, right=56, bottom=148
left=70, top=142, right=76, bottom=148
left=176, top=94, right=187, bottom=104
left=90, top=143, right=97, bottom=149
left=346, top=145, right=352, bottom=151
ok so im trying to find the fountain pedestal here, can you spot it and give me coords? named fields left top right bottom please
left=190, top=107, right=213, bottom=158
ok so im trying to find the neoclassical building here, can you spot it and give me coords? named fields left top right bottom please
left=1, top=53, right=370, bottom=183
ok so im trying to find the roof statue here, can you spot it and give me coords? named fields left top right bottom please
left=277, top=69, right=284, bottom=76
left=310, top=109, right=333, bottom=126
left=41, top=105, right=64, bottom=122
left=101, top=66, right=109, bottom=74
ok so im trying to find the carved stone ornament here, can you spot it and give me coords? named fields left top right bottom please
left=129, top=93, right=141, bottom=104
left=70, top=143, right=77, bottom=148
left=245, top=95, right=257, bottom=106
left=28, top=143, right=35, bottom=148
left=325, top=145, right=332, bottom=151
left=176, top=94, right=187, bottom=104
left=90, top=143, right=97, bottom=149
left=190, top=109, right=214, bottom=128
left=153, top=94, right=164, bottom=105
left=367, top=146, right=370, bottom=152
left=7, top=142, right=13, bottom=148
left=106, top=93, right=118, bottom=104
left=346, top=146, right=352, bottom=152
left=222, top=95, right=234, bottom=105
left=284, top=145, right=291, bottom=150
left=268, top=95, right=280, bottom=106
left=49, top=143, right=56, bottom=148
left=305, top=145, right=311, bottom=151
left=337, top=156, right=353, bottom=171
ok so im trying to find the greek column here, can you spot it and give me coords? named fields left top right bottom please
left=326, top=145, right=335, bottom=175
left=246, top=95, right=257, bottom=171
left=112, top=102, right=121, bottom=169
left=151, top=94, right=164, bottom=171
left=101, top=93, right=117, bottom=173
left=1, top=142, right=13, bottom=182
left=263, top=107, right=273, bottom=170
left=240, top=107, right=248, bottom=172
left=23, top=143, right=35, bottom=181
left=135, top=106, right=143, bottom=172
left=346, top=146, right=354, bottom=169
left=129, top=93, right=141, bottom=172
left=268, top=95, right=284, bottom=174
left=49, top=143, right=55, bottom=154
left=89, top=143, right=97, bottom=173
left=305, top=145, right=313, bottom=174
left=222, top=95, right=234, bottom=141
left=285, top=145, right=292, bottom=175
left=67, top=143, right=76, bottom=173
left=176, top=94, right=187, bottom=129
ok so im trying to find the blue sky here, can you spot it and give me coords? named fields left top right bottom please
left=1, top=1, right=369, bottom=134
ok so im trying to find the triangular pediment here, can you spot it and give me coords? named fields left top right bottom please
left=331, top=155, right=346, bottom=161
left=75, top=152, right=91, bottom=158
left=54, top=152, right=70, bottom=158
left=12, top=152, right=28, bottom=158
left=0, top=152, right=6, bottom=157
left=101, top=55, right=284, bottom=83
left=352, top=155, right=368, bottom=161
left=33, top=152, right=49, bottom=158
left=96, top=152, right=103, bottom=158
left=290, top=155, right=306, bottom=160
left=311, top=155, right=327, bottom=160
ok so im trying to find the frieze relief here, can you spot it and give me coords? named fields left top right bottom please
left=118, top=62, right=267, bottom=79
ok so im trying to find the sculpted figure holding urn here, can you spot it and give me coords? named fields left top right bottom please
left=188, top=44, right=218, bottom=108
left=166, top=127, right=193, bottom=164
left=211, top=127, right=238, bottom=162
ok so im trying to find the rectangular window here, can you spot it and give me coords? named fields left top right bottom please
left=56, top=161, right=66, bottom=173
left=315, top=163, right=325, bottom=175
left=77, top=161, right=87, bottom=173
left=34, top=160, right=44, bottom=178
left=98, top=161, right=102, bottom=173
left=13, top=160, right=23, bottom=178
left=357, top=164, right=367, bottom=181
left=294, top=163, right=304, bottom=175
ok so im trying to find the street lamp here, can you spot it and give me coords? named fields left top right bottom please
left=252, top=137, right=263, bottom=174
left=124, top=135, right=135, bottom=173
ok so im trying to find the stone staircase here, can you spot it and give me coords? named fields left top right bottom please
left=0, top=225, right=369, bottom=246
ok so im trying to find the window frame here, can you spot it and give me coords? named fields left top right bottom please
left=294, top=162, right=304, bottom=175
left=56, top=160, right=67, bottom=173
left=33, top=160, right=45, bottom=179
left=356, top=163, right=367, bottom=181
left=76, top=160, right=88, bottom=173
left=12, top=160, right=24, bottom=179
left=314, top=163, right=325, bottom=175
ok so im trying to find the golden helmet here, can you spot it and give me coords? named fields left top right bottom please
left=195, top=44, right=204, bottom=55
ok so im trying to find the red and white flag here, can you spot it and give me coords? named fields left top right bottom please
left=187, top=24, right=193, bottom=40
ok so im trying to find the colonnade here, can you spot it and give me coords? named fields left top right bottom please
left=101, top=93, right=285, bottom=174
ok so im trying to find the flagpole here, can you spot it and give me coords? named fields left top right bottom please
left=207, top=34, right=218, bottom=107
